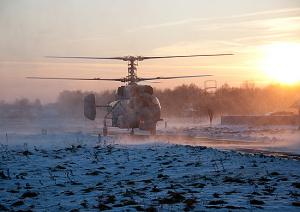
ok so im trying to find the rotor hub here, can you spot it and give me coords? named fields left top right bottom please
left=126, top=56, right=140, bottom=84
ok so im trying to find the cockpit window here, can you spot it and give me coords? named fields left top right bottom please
left=109, top=100, right=119, bottom=108
left=152, top=97, right=161, bottom=108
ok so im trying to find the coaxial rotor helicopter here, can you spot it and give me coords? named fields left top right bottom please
left=28, top=53, right=233, bottom=135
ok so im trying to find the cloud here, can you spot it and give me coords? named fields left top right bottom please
left=227, top=7, right=300, bottom=19
left=126, top=7, right=300, bottom=56
left=127, top=7, right=300, bottom=32
left=148, top=14, right=300, bottom=56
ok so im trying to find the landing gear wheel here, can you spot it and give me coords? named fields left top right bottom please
left=150, top=127, right=156, bottom=135
left=130, top=128, right=134, bottom=135
left=103, top=126, right=108, bottom=136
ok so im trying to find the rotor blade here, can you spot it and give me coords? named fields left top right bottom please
left=148, top=81, right=161, bottom=84
left=140, top=81, right=161, bottom=84
left=138, top=74, right=212, bottom=81
left=27, top=77, right=124, bottom=81
left=46, top=56, right=125, bottom=60
left=141, top=54, right=233, bottom=60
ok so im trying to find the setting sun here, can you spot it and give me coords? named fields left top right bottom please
left=260, top=43, right=300, bottom=84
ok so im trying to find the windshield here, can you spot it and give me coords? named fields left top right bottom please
left=152, top=97, right=161, bottom=109
left=109, top=100, right=119, bottom=108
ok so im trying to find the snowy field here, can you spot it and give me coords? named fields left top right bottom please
left=1, top=118, right=300, bottom=211
left=1, top=132, right=300, bottom=211
left=156, top=117, right=300, bottom=155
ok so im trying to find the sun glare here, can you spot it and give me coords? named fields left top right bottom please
left=260, top=42, right=300, bottom=84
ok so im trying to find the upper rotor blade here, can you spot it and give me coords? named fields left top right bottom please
left=27, top=77, right=123, bottom=81
left=141, top=54, right=233, bottom=60
left=46, top=56, right=125, bottom=60
left=46, top=54, right=233, bottom=61
left=140, top=81, right=161, bottom=84
left=138, top=74, right=212, bottom=81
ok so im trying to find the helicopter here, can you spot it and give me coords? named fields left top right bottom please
left=28, top=54, right=233, bottom=135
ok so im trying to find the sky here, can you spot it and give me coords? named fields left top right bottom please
left=0, top=0, right=300, bottom=103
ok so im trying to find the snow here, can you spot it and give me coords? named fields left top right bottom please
left=1, top=132, right=300, bottom=211
left=159, top=123, right=300, bottom=155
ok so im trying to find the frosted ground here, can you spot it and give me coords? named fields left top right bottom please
left=0, top=118, right=300, bottom=211
left=158, top=117, right=300, bottom=155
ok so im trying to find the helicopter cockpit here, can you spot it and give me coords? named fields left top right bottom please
left=117, top=84, right=154, bottom=99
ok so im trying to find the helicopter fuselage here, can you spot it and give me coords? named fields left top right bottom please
left=108, top=83, right=161, bottom=133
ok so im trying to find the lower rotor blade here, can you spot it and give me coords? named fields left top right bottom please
left=27, top=77, right=123, bottom=81
left=46, top=56, right=125, bottom=60
left=142, top=54, right=233, bottom=60
left=138, top=74, right=212, bottom=81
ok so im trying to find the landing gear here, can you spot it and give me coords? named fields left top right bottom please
left=103, top=126, right=108, bottom=136
left=150, top=126, right=156, bottom=135
left=130, top=128, right=134, bottom=135
left=103, top=120, right=108, bottom=136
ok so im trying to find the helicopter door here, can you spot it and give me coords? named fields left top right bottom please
left=84, top=94, right=96, bottom=120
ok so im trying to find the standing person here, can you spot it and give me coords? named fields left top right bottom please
left=290, top=100, right=300, bottom=130
left=298, top=108, right=300, bottom=130
left=207, top=108, right=214, bottom=126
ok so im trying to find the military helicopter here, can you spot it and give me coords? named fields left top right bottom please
left=28, top=54, right=232, bottom=135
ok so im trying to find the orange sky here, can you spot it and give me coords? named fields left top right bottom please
left=0, top=0, right=300, bottom=103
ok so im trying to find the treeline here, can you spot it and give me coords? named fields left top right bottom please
left=0, top=98, right=43, bottom=119
left=0, top=90, right=115, bottom=119
left=0, top=83, right=299, bottom=119
left=156, top=82, right=300, bottom=117
left=55, top=90, right=114, bottom=118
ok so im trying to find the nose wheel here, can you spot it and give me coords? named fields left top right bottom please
left=150, top=126, right=156, bottom=135
left=103, top=120, right=108, bottom=136
left=130, top=128, right=134, bottom=135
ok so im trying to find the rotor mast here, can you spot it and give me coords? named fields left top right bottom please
left=127, top=56, right=139, bottom=84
